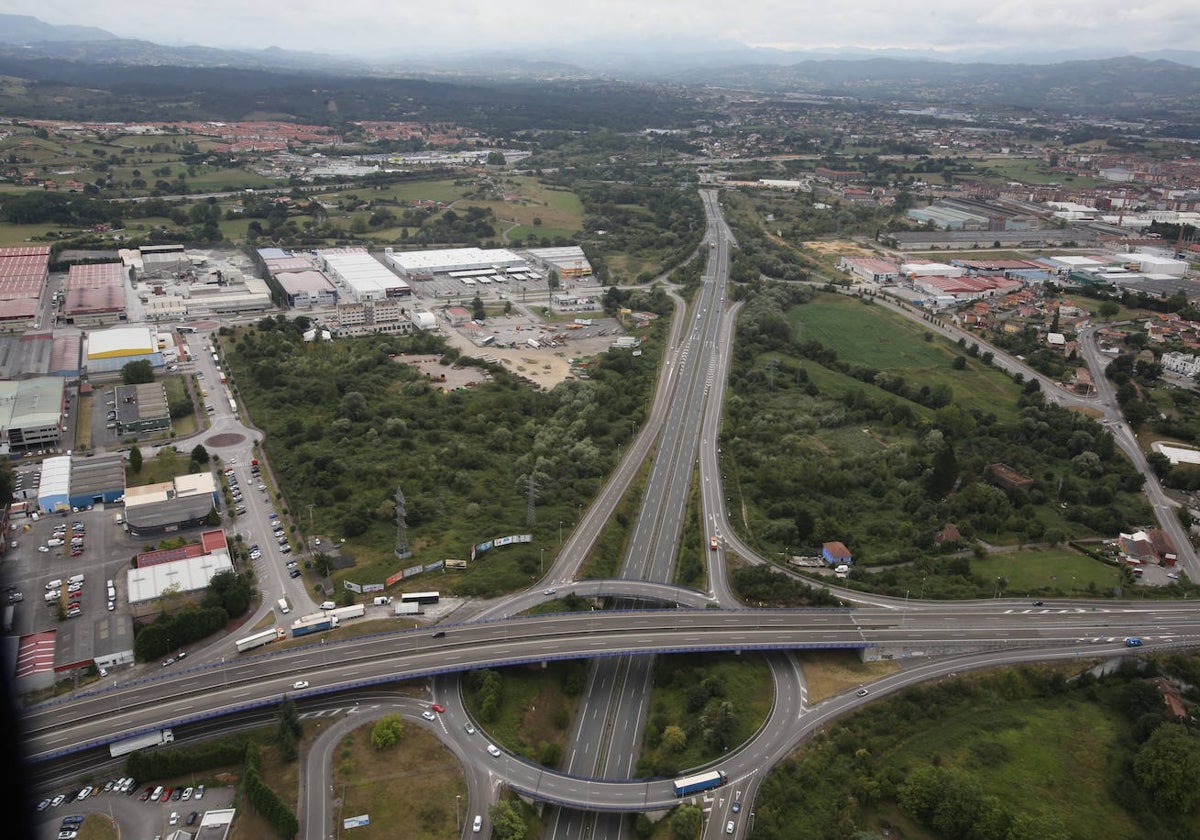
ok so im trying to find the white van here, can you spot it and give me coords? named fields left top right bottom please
left=68, top=574, right=85, bottom=584
left=46, top=538, right=64, bottom=547
left=277, top=598, right=290, bottom=615
left=320, top=601, right=336, bottom=610
left=373, top=596, right=393, bottom=606
left=45, top=579, right=63, bottom=590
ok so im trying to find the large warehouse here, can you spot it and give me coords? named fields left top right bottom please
left=85, top=325, right=163, bottom=377
left=0, top=245, right=50, bottom=332
left=384, top=247, right=525, bottom=279
left=62, top=262, right=129, bottom=326
left=35, top=453, right=125, bottom=512
left=316, top=247, right=411, bottom=301
left=127, top=529, right=234, bottom=610
left=123, top=472, right=219, bottom=537
left=0, top=377, right=64, bottom=454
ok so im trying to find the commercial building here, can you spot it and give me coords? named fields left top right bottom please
left=123, top=472, right=219, bottom=538
left=0, top=377, right=64, bottom=454
left=277, top=271, right=339, bottom=308
left=333, top=299, right=416, bottom=335
left=37, top=455, right=72, bottom=513
left=838, top=256, right=900, bottom=283
left=138, top=244, right=189, bottom=276
left=36, top=453, right=126, bottom=512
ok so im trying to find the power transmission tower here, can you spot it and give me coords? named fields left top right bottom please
left=394, top=486, right=411, bottom=560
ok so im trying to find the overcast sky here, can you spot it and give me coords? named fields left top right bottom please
left=9, top=1, right=1200, bottom=58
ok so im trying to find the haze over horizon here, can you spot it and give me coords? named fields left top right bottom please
left=6, top=1, right=1200, bottom=62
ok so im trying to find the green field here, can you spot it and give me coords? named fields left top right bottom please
left=789, top=294, right=1024, bottom=422
left=973, top=547, right=1120, bottom=595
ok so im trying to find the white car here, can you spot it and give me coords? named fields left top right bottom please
left=292, top=681, right=309, bottom=690
left=169, top=811, right=179, bottom=825
left=421, top=710, right=436, bottom=721
left=486, top=744, right=501, bottom=757
left=181, top=786, right=193, bottom=801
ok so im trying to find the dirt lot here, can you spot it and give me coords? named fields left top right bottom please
left=430, top=323, right=623, bottom=389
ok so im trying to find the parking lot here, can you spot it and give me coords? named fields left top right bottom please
left=5, top=501, right=144, bottom=680
left=35, top=777, right=233, bottom=840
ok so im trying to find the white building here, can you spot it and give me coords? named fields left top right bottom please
left=384, top=247, right=524, bottom=279
left=317, top=248, right=411, bottom=301
left=1162, top=351, right=1200, bottom=378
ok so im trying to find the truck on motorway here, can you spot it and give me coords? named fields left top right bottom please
left=291, top=614, right=339, bottom=637
left=109, top=728, right=174, bottom=758
left=235, top=627, right=286, bottom=653
left=331, top=604, right=365, bottom=621
left=672, top=770, right=727, bottom=797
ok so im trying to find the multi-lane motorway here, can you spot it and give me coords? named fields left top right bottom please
left=28, top=189, right=1200, bottom=839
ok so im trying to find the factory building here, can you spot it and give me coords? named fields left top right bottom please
left=123, top=472, right=219, bottom=538
left=62, top=262, right=129, bottom=326
left=525, top=246, right=593, bottom=279
left=113, top=382, right=171, bottom=436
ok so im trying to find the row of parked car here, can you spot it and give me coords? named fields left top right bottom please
left=139, top=783, right=204, bottom=803
left=38, top=775, right=144, bottom=811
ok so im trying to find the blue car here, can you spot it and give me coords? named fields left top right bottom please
left=1124, top=637, right=1143, bottom=647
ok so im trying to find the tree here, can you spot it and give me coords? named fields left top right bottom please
left=129, top=446, right=143, bottom=474
left=489, top=800, right=525, bottom=840
left=122, top=359, right=154, bottom=384
left=370, top=713, right=405, bottom=750
left=471, top=295, right=486, bottom=321
left=661, top=725, right=687, bottom=753
left=1134, top=723, right=1200, bottom=813
left=190, top=444, right=210, bottom=465
left=670, top=804, right=703, bottom=839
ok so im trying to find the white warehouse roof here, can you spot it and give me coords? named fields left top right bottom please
left=317, top=248, right=410, bottom=301
left=87, top=325, right=155, bottom=360
left=126, top=549, right=234, bottom=604
left=38, top=455, right=72, bottom=511
left=385, top=247, right=524, bottom=277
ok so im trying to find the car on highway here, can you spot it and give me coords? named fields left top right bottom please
left=543, top=588, right=556, bottom=596
left=856, top=688, right=869, bottom=697
left=732, top=801, right=741, bottom=813
left=473, top=815, right=482, bottom=833
left=431, top=703, right=445, bottom=713
left=162, top=657, right=175, bottom=667
left=486, top=744, right=502, bottom=757
left=710, top=536, right=719, bottom=550
left=1125, top=637, right=1143, bottom=647
left=421, top=710, right=436, bottom=721
left=464, top=722, right=475, bottom=735
left=292, top=681, right=309, bottom=689
left=1032, top=601, right=1044, bottom=606
left=726, top=820, right=735, bottom=834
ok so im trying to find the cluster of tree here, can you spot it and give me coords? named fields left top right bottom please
left=121, top=359, right=155, bottom=385
left=724, top=288, right=1149, bottom=582
left=731, top=564, right=844, bottom=607
left=753, top=659, right=1200, bottom=839
left=276, top=695, right=302, bottom=761
left=223, top=323, right=662, bottom=588
left=467, top=669, right=504, bottom=723
left=370, top=713, right=406, bottom=750
left=579, top=183, right=704, bottom=282
left=488, top=800, right=527, bottom=840
left=123, top=732, right=248, bottom=782
left=132, top=570, right=254, bottom=660
left=0, top=190, right=121, bottom=227
left=243, top=741, right=299, bottom=839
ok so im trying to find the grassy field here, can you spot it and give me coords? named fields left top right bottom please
left=974, top=547, right=1121, bottom=595
left=461, top=662, right=579, bottom=766
left=865, top=697, right=1143, bottom=839
left=74, top=394, right=93, bottom=451
left=326, top=721, right=466, bottom=840
left=789, top=294, right=1024, bottom=422
left=793, top=650, right=900, bottom=703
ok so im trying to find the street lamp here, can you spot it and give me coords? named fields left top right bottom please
left=558, top=520, right=562, bottom=545
left=455, top=795, right=461, bottom=831
left=540, top=548, right=544, bottom=576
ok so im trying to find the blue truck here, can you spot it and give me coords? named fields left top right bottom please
left=291, top=615, right=339, bottom=638
left=672, top=770, right=727, bottom=797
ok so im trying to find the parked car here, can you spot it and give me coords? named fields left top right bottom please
left=195, top=785, right=204, bottom=800
left=289, top=568, right=301, bottom=578
left=187, top=811, right=199, bottom=825
left=181, top=786, right=193, bottom=801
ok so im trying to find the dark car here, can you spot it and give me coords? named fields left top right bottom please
left=172, top=787, right=184, bottom=801
left=289, top=568, right=301, bottom=578
left=187, top=811, right=199, bottom=825
left=139, top=787, right=153, bottom=801
left=431, top=630, right=446, bottom=638
left=1032, top=601, right=1044, bottom=606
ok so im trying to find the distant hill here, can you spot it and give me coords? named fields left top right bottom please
left=0, top=14, right=116, bottom=44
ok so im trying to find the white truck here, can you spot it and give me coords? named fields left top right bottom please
left=109, top=728, right=174, bottom=758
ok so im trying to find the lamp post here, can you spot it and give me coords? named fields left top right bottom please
left=455, top=795, right=461, bottom=831
left=540, top=548, right=544, bottom=577
left=558, top=520, right=562, bottom=545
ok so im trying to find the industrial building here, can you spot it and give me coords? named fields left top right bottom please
left=62, top=262, right=129, bottom=326
left=123, top=472, right=219, bottom=537
left=317, top=247, right=411, bottom=301
left=85, top=326, right=162, bottom=378
left=126, top=529, right=233, bottom=609
left=0, top=245, right=50, bottom=332
left=114, top=382, right=171, bottom=435
left=837, top=256, right=900, bottom=283
left=277, top=271, right=339, bottom=308
left=384, top=246, right=524, bottom=280
left=525, top=246, right=593, bottom=279
left=333, top=299, right=416, bottom=335
left=35, top=453, right=125, bottom=512
left=0, top=376, right=64, bottom=454
left=137, top=244, right=189, bottom=276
